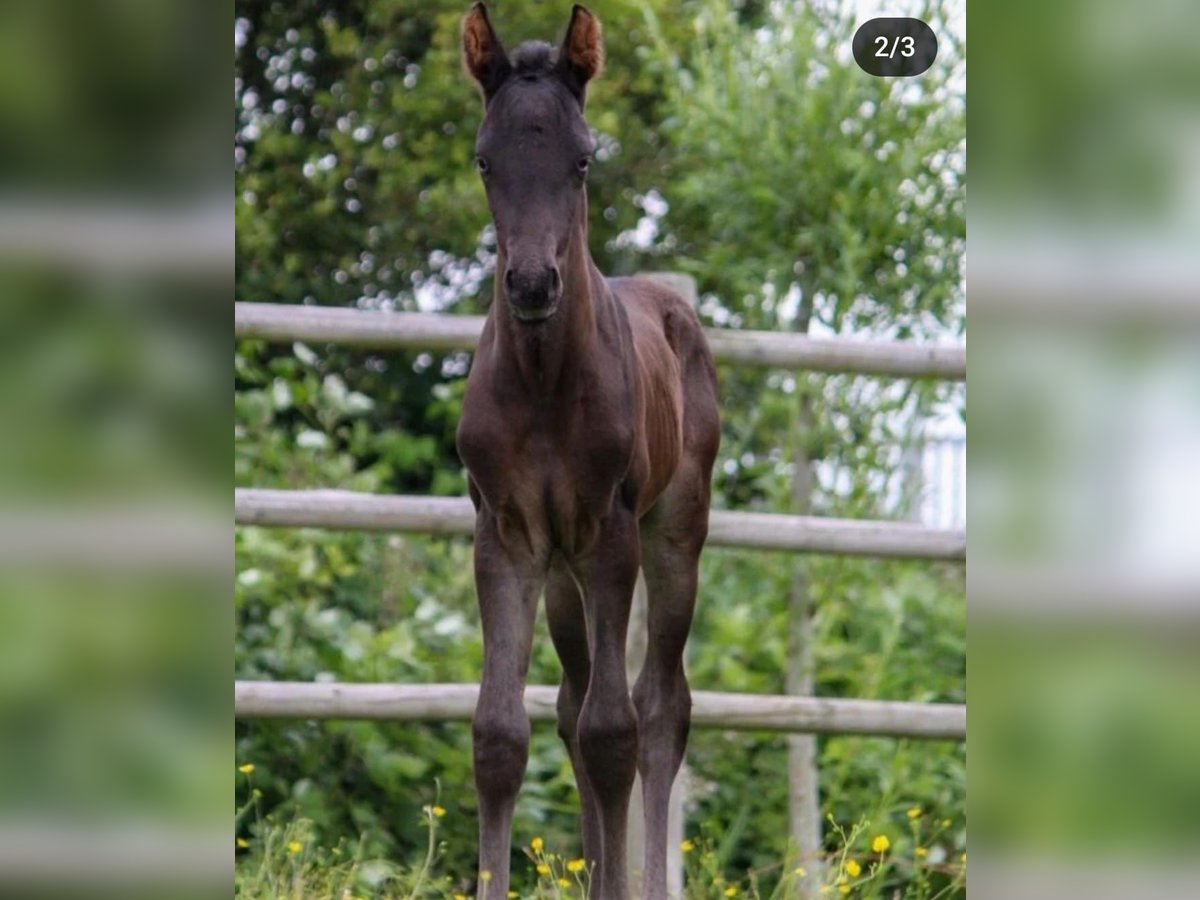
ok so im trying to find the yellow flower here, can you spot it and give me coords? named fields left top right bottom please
left=907, top=806, right=922, bottom=819
left=286, top=841, right=302, bottom=854
left=567, top=858, right=586, bottom=873
left=680, top=839, right=695, bottom=853
left=454, top=894, right=467, bottom=900
left=236, top=837, right=249, bottom=849
left=845, top=859, right=862, bottom=878
left=238, top=763, right=255, bottom=774
left=941, top=818, right=952, bottom=828
left=508, top=893, right=518, bottom=898
left=480, top=869, right=492, bottom=882
left=793, top=866, right=807, bottom=877
left=531, top=836, right=544, bottom=852
left=537, top=863, right=551, bottom=876
left=961, top=852, right=967, bottom=864
left=432, top=805, right=447, bottom=818
left=871, top=834, right=890, bottom=854
left=724, top=888, right=737, bottom=897
left=915, top=846, right=928, bottom=859
left=558, top=878, right=571, bottom=887
left=838, top=886, right=850, bottom=896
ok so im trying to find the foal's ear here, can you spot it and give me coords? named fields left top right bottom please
left=462, top=2, right=511, bottom=101
left=557, top=4, right=604, bottom=102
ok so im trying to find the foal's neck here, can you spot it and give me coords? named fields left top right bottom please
left=494, top=220, right=601, bottom=395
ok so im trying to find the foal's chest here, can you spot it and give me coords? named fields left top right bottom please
left=458, top=390, right=635, bottom=557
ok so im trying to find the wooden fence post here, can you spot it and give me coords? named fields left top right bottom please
left=788, top=301, right=824, bottom=896
left=626, top=573, right=649, bottom=893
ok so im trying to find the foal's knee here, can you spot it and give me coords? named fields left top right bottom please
left=633, top=666, right=691, bottom=763
left=473, top=705, right=530, bottom=801
left=577, top=693, right=638, bottom=795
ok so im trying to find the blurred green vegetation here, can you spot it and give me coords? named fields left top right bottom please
left=0, top=0, right=225, bottom=190
left=0, top=1, right=231, bottom=868
left=235, top=0, right=965, bottom=894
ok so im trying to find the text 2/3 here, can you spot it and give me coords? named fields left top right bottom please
left=853, top=18, right=938, bottom=77
left=875, top=35, right=916, bottom=59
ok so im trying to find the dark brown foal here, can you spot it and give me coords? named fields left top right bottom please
left=456, top=5, right=719, bottom=898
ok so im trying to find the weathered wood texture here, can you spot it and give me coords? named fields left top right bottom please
left=234, top=301, right=966, bottom=380
left=234, top=681, right=967, bottom=740
left=234, top=489, right=966, bottom=561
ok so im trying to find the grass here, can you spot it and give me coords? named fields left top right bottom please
left=234, top=802, right=966, bottom=900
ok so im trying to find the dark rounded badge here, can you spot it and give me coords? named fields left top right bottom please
left=852, top=18, right=938, bottom=77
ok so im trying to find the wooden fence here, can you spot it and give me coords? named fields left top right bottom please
left=234, top=295, right=966, bottom=732
left=236, top=682, right=966, bottom=740
left=234, top=489, right=966, bottom=561
left=236, top=301, right=967, bottom=380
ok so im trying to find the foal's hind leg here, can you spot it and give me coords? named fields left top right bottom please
left=545, top=558, right=602, bottom=864
left=635, top=469, right=710, bottom=900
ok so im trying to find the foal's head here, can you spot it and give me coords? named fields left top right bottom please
left=462, top=3, right=603, bottom=323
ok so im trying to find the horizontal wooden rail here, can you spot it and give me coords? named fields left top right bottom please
left=235, top=681, right=966, bottom=740
left=235, top=489, right=966, bottom=561
left=235, top=302, right=966, bottom=380
left=1, top=201, right=229, bottom=275
left=0, top=823, right=228, bottom=888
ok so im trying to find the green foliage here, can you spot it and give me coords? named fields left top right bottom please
left=235, top=0, right=966, bottom=893
left=683, top=552, right=965, bottom=883
left=650, top=0, right=965, bottom=336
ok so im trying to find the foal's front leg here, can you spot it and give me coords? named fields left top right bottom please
left=472, top=512, right=544, bottom=896
left=575, top=505, right=641, bottom=900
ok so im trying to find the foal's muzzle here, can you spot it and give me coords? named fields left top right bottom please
left=504, top=265, right=561, bottom=322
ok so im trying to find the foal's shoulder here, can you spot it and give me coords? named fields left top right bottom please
left=607, top=275, right=706, bottom=349
left=607, top=275, right=702, bottom=327
left=607, top=274, right=692, bottom=308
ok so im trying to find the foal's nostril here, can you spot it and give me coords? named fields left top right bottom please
left=547, top=268, right=560, bottom=296
left=503, top=268, right=516, bottom=293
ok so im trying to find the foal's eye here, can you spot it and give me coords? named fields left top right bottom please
left=576, top=156, right=591, bottom=176
left=476, top=156, right=490, bottom=176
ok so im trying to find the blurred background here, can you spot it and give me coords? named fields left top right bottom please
left=234, top=0, right=964, bottom=897
left=971, top=1, right=1200, bottom=898
left=0, top=0, right=230, bottom=895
